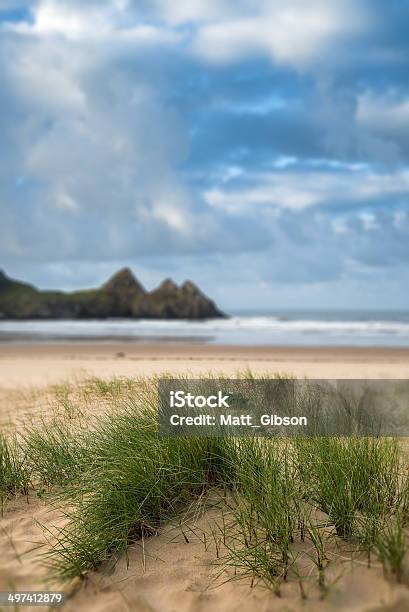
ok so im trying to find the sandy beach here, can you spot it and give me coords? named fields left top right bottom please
left=1, top=343, right=409, bottom=389
left=1, top=343, right=409, bottom=612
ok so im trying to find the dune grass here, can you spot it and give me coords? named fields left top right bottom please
left=0, top=433, right=29, bottom=511
left=295, top=436, right=401, bottom=538
left=1, top=375, right=409, bottom=594
left=22, top=421, right=90, bottom=491
left=44, top=402, right=231, bottom=579
left=212, top=434, right=409, bottom=593
left=214, top=438, right=302, bottom=592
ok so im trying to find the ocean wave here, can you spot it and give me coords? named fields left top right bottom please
left=1, top=315, right=409, bottom=346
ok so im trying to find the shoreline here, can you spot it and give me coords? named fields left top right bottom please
left=0, top=342, right=408, bottom=388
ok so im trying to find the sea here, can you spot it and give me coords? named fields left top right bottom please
left=0, top=310, right=409, bottom=347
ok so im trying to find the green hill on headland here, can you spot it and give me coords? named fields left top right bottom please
left=0, top=268, right=226, bottom=320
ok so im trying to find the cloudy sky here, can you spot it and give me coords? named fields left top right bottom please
left=1, top=0, right=408, bottom=310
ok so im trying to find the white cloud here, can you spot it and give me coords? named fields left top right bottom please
left=152, top=0, right=239, bottom=25
left=204, top=168, right=409, bottom=211
left=7, top=0, right=180, bottom=45
left=192, top=0, right=367, bottom=69
left=5, top=1, right=368, bottom=72
left=0, top=1, right=207, bottom=261
left=9, top=45, right=86, bottom=112
left=56, top=192, right=79, bottom=213
left=357, top=91, right=409, bottom=134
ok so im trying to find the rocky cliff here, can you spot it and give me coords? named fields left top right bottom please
left=0, top=268, right=226, bottom=320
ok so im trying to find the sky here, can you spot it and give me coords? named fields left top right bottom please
left=0, top=0, right=408, bottom=310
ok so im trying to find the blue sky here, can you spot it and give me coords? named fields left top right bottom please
left=0, top=0, right=408, bottom=309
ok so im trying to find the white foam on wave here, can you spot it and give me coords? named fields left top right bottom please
left=1, top=315, right=409, bottom=346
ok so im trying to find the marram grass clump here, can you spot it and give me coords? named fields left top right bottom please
left=44, top=396, right=231, bottom=579
left=0, top=433, right=30, bottom=510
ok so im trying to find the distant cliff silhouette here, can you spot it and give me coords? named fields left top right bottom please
left=0, top=268, right=226, bottom=320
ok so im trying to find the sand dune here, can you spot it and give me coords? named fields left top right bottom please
left=1, top=344, right=409, bottom=611
left=67, top=507, right=409, bottom=612
left=2, top=490, right=409, bottom=612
